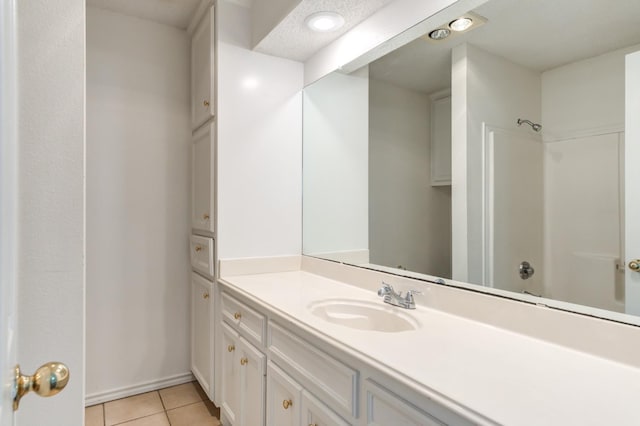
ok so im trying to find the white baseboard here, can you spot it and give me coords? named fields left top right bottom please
left=85, top=372, right=195, bottom=406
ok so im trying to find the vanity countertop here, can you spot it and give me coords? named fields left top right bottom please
left=219, top=269, right=640, bottom=425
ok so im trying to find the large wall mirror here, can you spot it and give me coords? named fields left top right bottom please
left=303, top=0, right=640, bottom=325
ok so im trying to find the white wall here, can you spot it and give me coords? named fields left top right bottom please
left=303, top=68, right=369, bottom=260
left=86, top=7, right=192, bottom=400
left=541, top=45, right=636, bottom=311
left=16, top=0, right=85, bottom=424
left=451, top=43, right=541, bottom=284
left=250, top=0, right=302, bottom=48
left=369, top=79, right=451, bottom=278
left=217, top=1, right=303, bottom=260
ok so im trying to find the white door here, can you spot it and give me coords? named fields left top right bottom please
left=625, top=51, right=640, bottom=315
left=2, top=1, right=84, bottom=424
left=484, top=126, right=543, bottom=295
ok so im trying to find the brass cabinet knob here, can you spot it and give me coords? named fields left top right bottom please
left=240, top=357, right=248, bottom=366
left=203, top=213, right=210, bottom=221
left=629, top=259, right=640, bottom=272
left=203, top=292, right=209, bottom=299
left=282, top=399, right=292, bottom=409
left=227, top=345, right=235, bottom=352
left=234, top=312, right=242, bottom=320
left=203, top=100, right=210, bottom=107
left=13, top=362, right=70, bottom=411
left=194, top=245, right=202, bottom=252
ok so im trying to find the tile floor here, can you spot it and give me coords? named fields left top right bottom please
left=85, top=381, right=221, bottom=426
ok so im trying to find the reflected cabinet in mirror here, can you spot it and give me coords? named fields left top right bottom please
left=302, top=0, right=640, bottom=323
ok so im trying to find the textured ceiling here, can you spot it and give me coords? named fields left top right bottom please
left=86, top=0, right=202, bottom=29
left=370, top=0, right=640, bottom=94
left=254, top=0, right=395, bottom=62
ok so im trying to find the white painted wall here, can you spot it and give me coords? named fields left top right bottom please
left=217, top=1, right=303, bottom=260
left=542, top=44, right=640, bottom=138
left=86, top=7, right=192, bottom=400
left=369, top=79, right=451, bottom=278
left=541, top=45, right=636, bottom=311
left=16, top=0, right=85, bottom=424
left=451, top=43, right=541, bottom=285
left=303, top=68, right=369, bottom=259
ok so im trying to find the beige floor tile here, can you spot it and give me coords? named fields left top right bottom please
left=85, top=404, right=104, bottom=426
left=166, top=401, right=221, bottom=426
left=104, top=392, right=164, bottom=426
left=158, top=382, right=203, bottom=410
left=116, top=413, right=169, bottom=426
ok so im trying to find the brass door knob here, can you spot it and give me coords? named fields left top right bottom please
left=13, top=362, right=70, bottom=411
left=195, top=245, right=202, bottom=252
left=203, top=292, right=209, bottom=299
left=203, top=213, right=210, bottom=221
left=203, top=100, right=210, bottom=107
left=282, top=399, right=292, bottom=409
left=629, top=259, right=640, bottom=272
left=240, top=357, right=248, bottom=366
left=227, top=345, right=235, bottom=352
left=234, top=312, right=242, bottom=320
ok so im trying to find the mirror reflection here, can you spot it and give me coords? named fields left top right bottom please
left=302, top=0, right=640, bottom=318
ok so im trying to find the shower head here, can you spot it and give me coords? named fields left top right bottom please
left=517, top=118, right=542, bottom=132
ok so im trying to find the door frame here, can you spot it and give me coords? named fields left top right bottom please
left=1, top=0, right=18, bottom=423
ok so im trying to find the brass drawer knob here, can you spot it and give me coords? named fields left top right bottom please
left=282, top=399, right=292, bottom=409
left=203, top=100, right=210, bottom=107
left=194, top=245, right=202, bottom=252
left=234, top=312, right=242, bottom=320
left=203, top=292, right=209, bottom=300
left=203, top=213, right=210, bottom=221
left=240, top=357, right=248, bottom=366
left=227, top=345, right=235, bottom=352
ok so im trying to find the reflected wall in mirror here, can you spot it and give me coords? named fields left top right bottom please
left=302, top=0, right=640, bottom=322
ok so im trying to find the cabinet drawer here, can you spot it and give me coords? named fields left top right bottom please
left=302, top=389, right=351, bottom=426
left=365, top=380, right=444, bottom=426
left=222, top=292, right=266, bottom=346
left=268, top=322, right=358, bottom=420
left=190, top=235, right=214, bottom=277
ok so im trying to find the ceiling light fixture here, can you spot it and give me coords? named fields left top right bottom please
left=305, top=11, right=345, bottom=32
left=449, top=17, right=473, bottom=32
left=428, top=28, right=451, bottom=41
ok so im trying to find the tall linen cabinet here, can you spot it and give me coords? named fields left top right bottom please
left=188, top=1, right=217, bottom=401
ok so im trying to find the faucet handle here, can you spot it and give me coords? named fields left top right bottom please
left=377, top=282, right=394, bottom=297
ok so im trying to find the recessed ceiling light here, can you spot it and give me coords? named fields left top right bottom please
left=305, top=11, right=345, bottom=32
left=428, top=28, right=451, bottom=41
left=449, top=17, right=473, bottom=32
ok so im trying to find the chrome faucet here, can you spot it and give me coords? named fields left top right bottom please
left=377, top=282, right=421, bottom=309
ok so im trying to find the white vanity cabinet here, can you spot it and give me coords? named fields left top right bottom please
left=191, top=4, right=215, bottom=130
left=266, top=361, right=302, bottom=426
left=192, top=123, right=215, bottom=235
left=191, top=272, right=214, bottom=397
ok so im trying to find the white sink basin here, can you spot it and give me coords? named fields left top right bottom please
left=308, top=299, right=419, bottom=332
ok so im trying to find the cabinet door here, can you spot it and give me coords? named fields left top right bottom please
left=191, top=273, right=213, bottom=396
left=192, top=123, right=214, bottom=234
left=221, top=323, right=241, bottom=425
left=266, top=361, right=302, bottom=426
left=302, top=390, right=351, bottom=426
left=430, top=94, right=452, bottom=186
left=191, top=5, right=214, bottom=129
left=239, top=337, right=266, bottom=426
